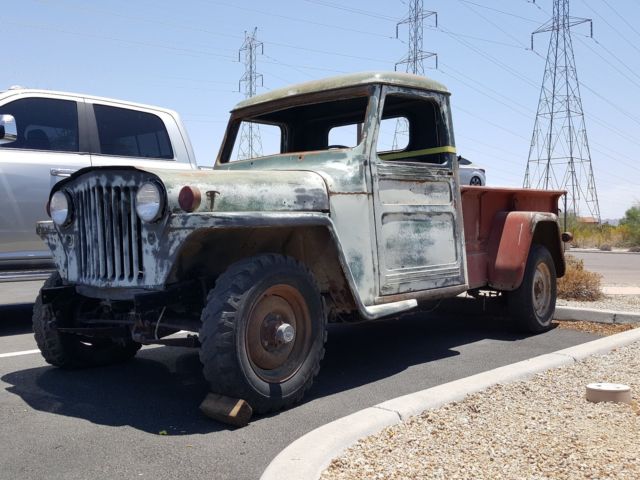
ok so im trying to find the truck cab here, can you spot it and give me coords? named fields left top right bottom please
left=34, top=72, right=566, bottom=413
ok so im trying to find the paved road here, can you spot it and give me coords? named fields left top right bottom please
left=570, top=250, right=640, bottom=286
left=0, top=284, right=599, bottom=480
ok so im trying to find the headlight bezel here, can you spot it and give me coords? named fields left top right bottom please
left=50, top=190, right=73, bottom=227
left=135, top=181, right=165, bottom=223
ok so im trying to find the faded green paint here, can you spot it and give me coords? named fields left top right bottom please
left=36, top=72, right=497, bottom=320
left=233, top=71, right=449, bottom=111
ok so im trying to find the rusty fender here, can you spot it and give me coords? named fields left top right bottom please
left=486, top=211, right=564, bottom=291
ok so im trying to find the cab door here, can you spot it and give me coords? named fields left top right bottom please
left=0, top=95, right=90, bottom=265
left=371, top=86, right=467, bottom=296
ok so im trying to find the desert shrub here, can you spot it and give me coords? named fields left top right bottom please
left=598, top=244, right=612, bottom=251
left=629, top=246, right=640, bottom=253
left=557, top=255, right=603, bottom=301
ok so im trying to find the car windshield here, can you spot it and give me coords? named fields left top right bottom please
left=224, top=91, right=371, bottom=162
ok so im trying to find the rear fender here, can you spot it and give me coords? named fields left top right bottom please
left=487, top=211, right=564, bottom=291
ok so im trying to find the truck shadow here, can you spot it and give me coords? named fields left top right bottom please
left=2, top=310, right=535, bottom=435
left=0, top=304, right=35, bottom=337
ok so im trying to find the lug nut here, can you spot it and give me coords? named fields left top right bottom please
left=275, top=323, right=295, bottom=344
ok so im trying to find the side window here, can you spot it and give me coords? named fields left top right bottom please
left=93, top=105, right=173, bottom=159
left=376, top=94, right=449, bottom=164
left=0, top=97, right=79, bottom=152
left=230, top=120, right=281, bottom=162
left=377, top=117, right=409, bottom=153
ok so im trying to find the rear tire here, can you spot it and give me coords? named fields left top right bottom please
left=507, top=245, right=557, bottom=333
left=33, top=273, right=141, bottom=368
left=199, top=254, right=327, bottom=414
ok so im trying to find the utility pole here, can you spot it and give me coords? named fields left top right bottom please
left=392, top=1, right=437, bottom=149
left=237, top=27, right=264, bottom=160
left=524, top=0, right=601, bottom=223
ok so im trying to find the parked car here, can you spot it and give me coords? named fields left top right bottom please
left=34, top=72, right=568, bottom=413
left=0, top=88, right=197, bottom=276
left=457, top=155, right=486, bottom=185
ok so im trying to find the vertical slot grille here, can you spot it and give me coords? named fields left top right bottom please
left=76, top=184, right=143, bottom=283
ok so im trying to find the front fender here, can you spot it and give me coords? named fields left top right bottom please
left=487, top=211, right=564, bottom=291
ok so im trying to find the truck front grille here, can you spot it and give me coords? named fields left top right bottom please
left=76, top=185, right=144, bottom=282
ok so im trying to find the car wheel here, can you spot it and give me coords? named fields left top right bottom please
left=507, top=245, right=557, bottom=333
left=470, top=176, right=482, bottom=186
left=199, top=254, right=327, bottom=413
left=33, top=273, right=141, bottom=368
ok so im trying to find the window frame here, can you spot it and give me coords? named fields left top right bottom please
left=217, top=85, right=375, bottom=165
left=86, top=101, right=175, bottom=160
left=374, top=86, right=455, bottom=168
left=0, top=95, right=85, bottom=154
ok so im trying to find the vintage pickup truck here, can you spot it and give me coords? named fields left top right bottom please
left=34, top=72, right=567, bottom=413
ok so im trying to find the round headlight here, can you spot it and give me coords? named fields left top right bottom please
left=50, top=191, right=72, bottom=226
left=135, top=182, right=163, bottom=222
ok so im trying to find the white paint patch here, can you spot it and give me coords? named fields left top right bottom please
left=0, top=349, right=40, bottom=359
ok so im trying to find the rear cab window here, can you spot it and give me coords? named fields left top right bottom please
left=93, top=104, right=173, bottom=159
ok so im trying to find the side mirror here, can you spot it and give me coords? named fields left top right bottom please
left=0, top=114, right=17, bottom=145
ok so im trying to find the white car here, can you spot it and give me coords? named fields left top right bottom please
left=457, top=156, right=486, bottom=186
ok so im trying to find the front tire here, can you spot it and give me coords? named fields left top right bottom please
left=199, top=254, right=327, bottom=414
left=33, top=273, right=141, bottom=368
left=507, top=245, right=557, bottom=333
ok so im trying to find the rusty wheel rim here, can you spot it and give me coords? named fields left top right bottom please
left=245, top=284, right=312, bottom=383
left=532, top=262, right=552, bottom=319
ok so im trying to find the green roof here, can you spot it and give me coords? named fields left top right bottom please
left=232, top=71, right=449, bottom=111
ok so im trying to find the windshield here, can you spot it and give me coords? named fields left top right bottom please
left=221, top=90, right=371, bottom=163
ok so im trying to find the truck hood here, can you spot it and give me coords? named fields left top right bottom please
left=55, top=166, right=330, bottom=214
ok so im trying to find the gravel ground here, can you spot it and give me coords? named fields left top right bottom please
left=321, top=341, right=640, bottom=480
left=553, top=320, right=637, bottom=336
left=557, top=294, right=640, bottom=312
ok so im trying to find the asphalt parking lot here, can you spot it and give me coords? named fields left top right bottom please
left=0, top=284, right=599, bottom=480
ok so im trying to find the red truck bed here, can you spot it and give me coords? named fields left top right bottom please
left=461, top=186, right=565, bottom=290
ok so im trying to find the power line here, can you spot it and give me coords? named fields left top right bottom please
left=457, top=0, right=532, bottom=50
left=457, top=1, right=541, bottom=24
left=600, top=0, right=640, bottom=41
left=202, top=0, right=394, bottom=39
left=302, top=0, right=397, bottom=21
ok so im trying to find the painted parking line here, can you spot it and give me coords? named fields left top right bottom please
left=0, top=349, right=40, bottom=359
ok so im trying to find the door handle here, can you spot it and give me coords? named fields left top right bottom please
left=50, top=168, right=76, bottom=178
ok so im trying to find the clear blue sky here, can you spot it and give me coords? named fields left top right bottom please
left=4, top=0, right=639, bottom=220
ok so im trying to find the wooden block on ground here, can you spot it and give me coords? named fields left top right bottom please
left=199, top=393, right=253, bottom=427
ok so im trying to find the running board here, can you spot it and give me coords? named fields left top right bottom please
left=362, top=299, right=418, bottom=320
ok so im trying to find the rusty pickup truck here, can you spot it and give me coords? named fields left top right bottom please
left=34, top=72, right=567, bottom=413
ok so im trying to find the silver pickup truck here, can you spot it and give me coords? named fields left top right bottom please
left=0, top=88, right=196, bottom=277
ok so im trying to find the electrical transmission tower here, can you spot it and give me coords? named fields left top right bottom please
left=237, top=27, right=264, bottom=160
left=392, top=1, right=437, bottom=149
left=524, top=0, right=601, bottom=222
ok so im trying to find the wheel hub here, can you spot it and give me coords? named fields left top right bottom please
left=532, top=262, right=552, bottom=317
left=245, top=285, right=311, bottom=382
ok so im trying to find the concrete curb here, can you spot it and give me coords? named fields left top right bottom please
left=554, top=306, right=640, bottom=324
left=260, top=327, right=640, bottom=480
left=568, top=248, right=640, bottom=255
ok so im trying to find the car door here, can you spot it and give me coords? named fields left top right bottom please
left=86, top=100, right=191, bottom=171
left=371, top=86, right=467, bottom=297
left=0, top=95, right=90, bottom=266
